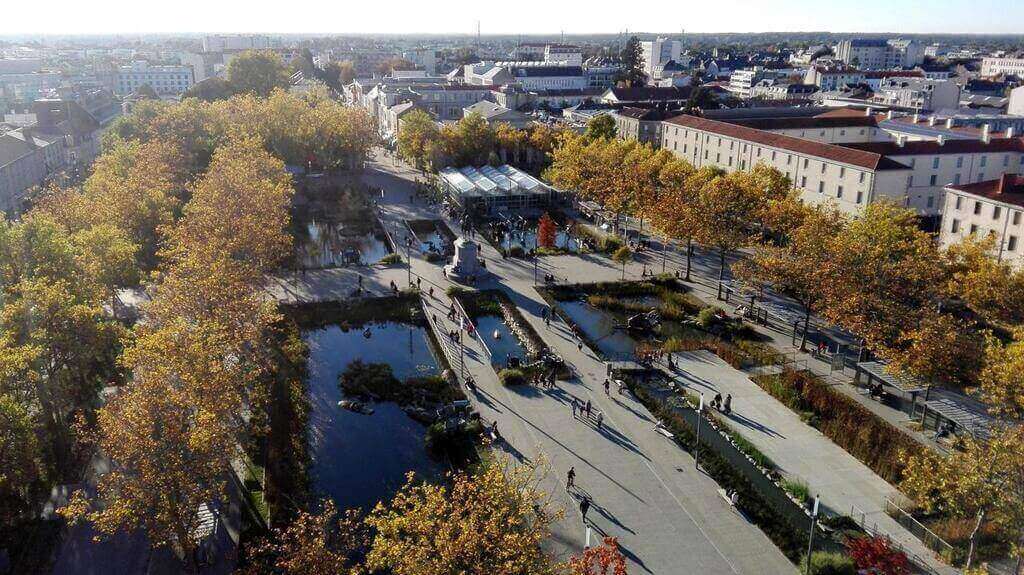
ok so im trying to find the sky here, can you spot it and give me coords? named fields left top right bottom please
left=1, top=0, right=1022, bottom=36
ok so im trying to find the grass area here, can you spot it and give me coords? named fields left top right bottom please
left=572, top=223, right=623, bottom=254
left=751, top=368, right=925, bottom=484
left=781, top=477, right=812, bottom=507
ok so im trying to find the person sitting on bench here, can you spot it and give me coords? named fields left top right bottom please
left=869, top=381, right=885, bottom=399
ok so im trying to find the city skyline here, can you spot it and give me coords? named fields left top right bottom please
left=2, top=0, right=1023, bottom=36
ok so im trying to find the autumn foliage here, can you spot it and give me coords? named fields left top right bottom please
left=845, top=536, right=910, bottom=575
left=538, top=213, right=557, bottom=249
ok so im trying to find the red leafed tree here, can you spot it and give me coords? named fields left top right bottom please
left=538, top=213, right=557, bottom=249
left=846, top=536, right=910, bottom=575
left=569, top=536, right=628, bottom=575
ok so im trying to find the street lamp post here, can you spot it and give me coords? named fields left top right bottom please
left=406, top=239, right=412, bottom=287
left=533, top=230, right=539, bottom=286
left=805, top=495, right=820, bottom=575
left=661, top=236, right=668, bottom=274
left=694, top=393, right=704, bottom=469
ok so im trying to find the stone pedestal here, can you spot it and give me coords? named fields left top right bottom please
left=444, top=237, right=483, bottom=282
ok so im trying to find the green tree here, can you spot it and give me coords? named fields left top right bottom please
left=618, top=36, right=646, bottom=87
left=227, top=50, right=291, bottom=98
left=183, top=77, right=233, bottom=102
left=612, top=245, right=633, bottom=279
left=0, top=393, right=43, bottom=532
left=397, top=109, right=440, bottom=171
left=585, top=114, right=617, bottom=140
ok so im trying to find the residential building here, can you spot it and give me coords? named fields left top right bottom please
left=835, top=38, right=924, bottom=70
left=0, top=128, right=64, bottom=213
left=641, top=38, right=683, bottom=81
left=750, top=81, right=818, bottom=101
left=874, top=77, right=961, bottom=112
left=463, top=101, right=530, bottom=129
left=612, top=107, right=674, bottom=146
left=660, top=113, right=911, bottom=216
left=464, top=62, right=587, bottom=91
left=729, top=67, right=789, bottom=99
left=116, top=61, right=194, bottom=96
left=201, top=35, right=276, bottom=53
left=402, top=48, right=439, bottom=75
left=981, top=57, right=1024, bottom=78
left=1010, top=86, right=1024, bottom=116
left=599, top=86, right=692, bottom=107
left=583, top=57, right=622, bottom=89
left=544, top=45, right=583, bottom=67
left=862, top=70, right=924, bottom=91
left=804, top=65, right=866, bottom=91
left=940, top=174, right=1024, bottom=268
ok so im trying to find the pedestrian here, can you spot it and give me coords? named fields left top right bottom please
left=571, top=398, right=577, bottom=419
left=577, top=339, right=584, bottom=352
left=580, top=497, right=590, bottom=522
left=713, top=392, right=722, bottom=411
left=545, top=315, right=551, bottom=327
left=466, top=376, right=476, bottom=393
left=417, top=277, right=422, bottom=289
left=429, top=286, right=434, bottom=298
left=358, top=274, right=363, bottom=287
left=566, top=466, right=576, bottom=490
left=585, top=399, right=592, bottom=418
left=724, top=394, right=732, bottom=415
left=604, top=379, right=611, bottom=396
left=596, top=412, right=604, bottom=430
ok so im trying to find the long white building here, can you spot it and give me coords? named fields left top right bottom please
left=940, top=174, right=1024, bottom=269
left=116, top=61, right=193, bottom=96
left=980, top=57, right=1024, bottom=78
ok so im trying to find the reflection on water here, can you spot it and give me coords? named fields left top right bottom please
left=558, top=301, right=639, bottom=357
left=502, top=230, right=580, bottom=252
left=419, top=231, right=445, bottom=254
left=304, top=322, right=442, bottom=511
left=474, top=315, right=527, bottom=365
left=297, top=220, right=391, bottom=268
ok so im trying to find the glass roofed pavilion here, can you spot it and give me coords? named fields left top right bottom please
left=438, top=164, right=562, bottom=215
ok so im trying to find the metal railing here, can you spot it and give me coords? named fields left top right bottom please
left=885, top=498, right=955, bottom=560
left=849, top=503, right=943, bottom=575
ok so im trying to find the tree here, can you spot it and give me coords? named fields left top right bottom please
left=365, top=460, right=561, bottom=575
left=227, top=50, right=291, bottom=98
left=569, top=537, right=628, bottom=575
left=978, top=330, right=1024, bottom=421
left=397, top=109, right=440, bottom=171
left=335, top=61, right=356, bottom=85
left=692, top=172, right=761, bottom=299
left=618, top=36, right=646, bottom=87
left=183, top=77, right=233, bottom=102
left=0, top=393, right=43, bottom=532
left=650, top=158, right=699, bottom=279
left=585, top=114, right=617, bottom=141
left=944, top=235, right=1024, bottom=324
left=845, top=536, right=910, bottom=575
left=70, top=224, right=140, bottom=311
left=537, top=213, right=557, bottom=249
left=375, top=58, right=417, bottom=77
left=612, top=245, right=632, bottom=280
left=902, top=426, right=1024, bottom=571
left=441, top=113, right=495, bottom=167
left=733, top=205, right=844, bottom=350
left=240, top=499, right=368, bottom=575
left=134, top=83, right=159, bottom=100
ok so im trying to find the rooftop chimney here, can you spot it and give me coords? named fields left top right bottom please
left=912, top=113, right=920, bottom=123
left=937, top=135, right=946, bottom=146
left=896, top=135, right=906, bottom=147
left=982, top=123, right=991, bottom=144
left=865, top=106, right=874, bottom=117
left=887, top=110, right=894, bottom=120
left=1007, top=127, right=1016, bottom=138
left=929, top=115, right=937, bottom=126
left=997, top=173, right=1015, bottom=194
left=946, top=118, right=954, bottom=129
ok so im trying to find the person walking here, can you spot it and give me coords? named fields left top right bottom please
left=579, top=497, right=591, bottom=523
left=596, top=411, right=604, bottom=430
left=577, top=339, right=584, bottom=352
left=604, top=379, right=611, bottom=396
left=713, top=392, right=723, bottom=411
left=571, top=398, right=578, bottom=419
left=724, top=394, right=732, bottom=415
left=585, top=399, right=592, bottom=418
left=566, top=467, right=576, bottom=490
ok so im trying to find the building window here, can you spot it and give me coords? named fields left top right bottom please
left=980, top=156, right=987, bottom=167
left=856, top=191, right=863, bottom=204
left=820, top=163, right=826, bottom=174
left=1014, top=211, right=1021, bottom=225
left=955, top=174, right=961, bottom=185
left=837, top=185, right=844, bottom=198
left=970, top=224, right=979, bottom=234
left=818, top=181, right=824, bottom=194
left=909, top=158, right=916, bottom=168
left=930, top=175, right=937, bottom=186
left=1004, top=155, right=1010, bottom=167
left=932, top=157, right=940, bottom=169
left=955, top=196, right=962, bottom=210
left=979, top=173, right=985, bottom=182
left=975, top=201, right=982, bottom=215
left=859, top=172, right=865, bottom=183
left=957, top=156, right=964, bottom=168
left=840, top=167, right=845, bottom=177
left=772, top=151, right=776, bottom=161
left=927, top=196, right=934, bottom=208
left=1010, top=236, right=1019, bottom=251
left=951, top=219, right=960, bottom=233
left=803, top=159, right=809, bottom=169
left=801, top=176, right=807, bottom=188
left=994, top=206, right=1002, bottom=219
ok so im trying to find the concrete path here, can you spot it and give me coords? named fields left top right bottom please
left=288, top=150, right=798, bottom=574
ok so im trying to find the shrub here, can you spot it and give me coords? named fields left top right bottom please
left=782, top=478, right=811, bottom=506
left=601, top=235, right=624, bottom=253
left=611, top=245, right=632, bottom=264
left=339, top=360, right=399, bottom=400
left=380, top=252, right=402, bottom=265
left=423, top=251, right=443, bottom=263
left=498, top=368, right=527, bottom=386
left=801, top=551, right=856, bottom=575
left=696, top=306, right=722, bottom=329
left=846, top=535, right=910, bottom=575
left=508, top=245, right=525, bottom=258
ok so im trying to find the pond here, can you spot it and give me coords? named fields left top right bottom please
left=558, top=300, right=639, bottom=357
left=419, top=230, right=446, bottom=255
left=304, top=321, right=444, bottom=511
left=474, top=315, right=528, bottom=366
left=296, top=220, right=392, bottom=268
left=502, top=229, right=581, bottom=253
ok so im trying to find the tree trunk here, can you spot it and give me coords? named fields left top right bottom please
left=800, top=307, right=811, bottom=352
left=716, top=248, right=726, bottom=300
left=685, top=239, right=693, bottom=282
left=966, top=508, right=986, bottom=570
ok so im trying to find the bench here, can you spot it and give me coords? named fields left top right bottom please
left=655, top=425, right=675, bottom=439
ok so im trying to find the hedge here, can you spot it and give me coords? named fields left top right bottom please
left=752, top=368, right=926, bottom=484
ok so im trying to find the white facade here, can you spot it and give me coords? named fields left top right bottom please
left=981, top=57, right=1024, bottom=78
left=201, top=35, right=276, bottom=53
left=402, top=48, right=438, bottom=75
left=117, top=61, right=193, bottom=96
left=641, top=38, right=682, bottom=81
left=940, top=176, right=1024, bottom=269
left=875, top=77, right=961, bottom=112
left=804, top=67, right=865, bottom=91
left=835, top=38, right=924, bottom=70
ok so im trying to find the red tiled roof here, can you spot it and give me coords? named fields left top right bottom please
left=843, top=138, right=1024, bottom=156
left=947, top=174, right=1024, bottom=207
left=726, top=115, right=880, bottom=131
left=663, top=114, right=908, bottom=171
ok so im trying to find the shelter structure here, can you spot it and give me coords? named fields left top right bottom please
left=438, top=164, right=561, bottom=215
